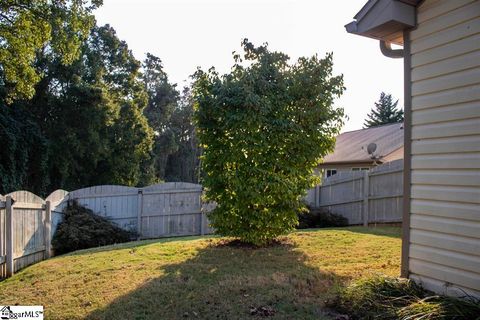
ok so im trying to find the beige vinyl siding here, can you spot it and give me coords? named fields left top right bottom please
left=408, top=0, right=480, bottom=298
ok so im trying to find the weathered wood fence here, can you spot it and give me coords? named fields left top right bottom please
left=0, top=183, right=213, bottom=279
left=306, top=159, right=403, bottom=225
left=2, top=167, right=402, bottom=279
left=0, top=190, right=66, bottom=278
left=69, top=182, right=213, bottom=239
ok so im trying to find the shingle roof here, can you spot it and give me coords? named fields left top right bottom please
left=323, top=122, right=404, bottom=164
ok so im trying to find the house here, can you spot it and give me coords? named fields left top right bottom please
left=319, top=122, right=404, bottom=178
left=346, top=0, right=480, bottom=298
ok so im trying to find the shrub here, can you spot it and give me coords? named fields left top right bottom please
left=329, top=276, right=480, bottom=320
left=297, top=206, right=348, bottom=229
left=193, top=40, right=345, bottom=245
left=52, top=201, right=135, bottom=255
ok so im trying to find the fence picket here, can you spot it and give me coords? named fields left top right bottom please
left=363, top=170, right=370, bottom=226
left=44, top=201, right=51, bottom=259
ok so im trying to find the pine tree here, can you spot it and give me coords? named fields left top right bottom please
left=364, top=92, right=404, bottom=128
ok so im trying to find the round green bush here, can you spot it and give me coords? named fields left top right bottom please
left=194, top=40, right=345, bottom=245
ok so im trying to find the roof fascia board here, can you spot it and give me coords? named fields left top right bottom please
left=354, top=0, right=379, bottom=21
left=346, top=0, right=416, bottom=42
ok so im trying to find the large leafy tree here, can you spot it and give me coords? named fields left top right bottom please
left=1, top=24, right=154, bottom=194
left=42, top=25, right=153, bottom=190
left=0, top=0, right=102, bottom=103
left=0, top=106, right=48, bottom=194
left=194, top=40, right=345, bottom=245
left=142, top=55, right=199, bottom=183
left=85, top=26, right=154, bottom=187
left=142, top=53, right=179, bottom=182
left=364, top=92, right=403, bottom=128
left=163, top=87, right=200, bottom=183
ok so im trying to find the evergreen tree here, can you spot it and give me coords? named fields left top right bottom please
left=364, top=92, right=403, bottom=128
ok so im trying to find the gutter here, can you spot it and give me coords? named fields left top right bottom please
left=380, top=40, right=404, bottom=58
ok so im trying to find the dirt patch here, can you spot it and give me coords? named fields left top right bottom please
left=213, top=237, right=293, bottom=249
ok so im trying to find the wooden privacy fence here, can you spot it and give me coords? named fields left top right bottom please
left=2, top=168, right=402, bottom=279
left=0, top=183, right=213, bottom=279
left=307, top=159, right=403, bottom=225
left=0, top=190, right=65, bottom=278
left=69, top=182, right=214, bottom=239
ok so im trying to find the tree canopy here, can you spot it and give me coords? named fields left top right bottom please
left=0, top=23, right=155, bottom=195
left=194, top=40, right=345, bottom=245
left=0, top=0, right=102, bottom=103
left=142, top=55, right=200, bottom=184
left=364, top=92, right=403, bottom=128
left=1, top=9, right=199, bottom=195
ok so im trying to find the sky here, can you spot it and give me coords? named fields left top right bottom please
left=95, top=0, right=404, bottom=132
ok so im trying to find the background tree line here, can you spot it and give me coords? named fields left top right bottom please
left=0, top=1, right=199, bottom=196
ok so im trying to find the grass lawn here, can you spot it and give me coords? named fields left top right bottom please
left=0, top=227, right=401, bottom=319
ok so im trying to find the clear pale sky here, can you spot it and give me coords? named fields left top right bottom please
left=95, top=0, right=404, bottom=132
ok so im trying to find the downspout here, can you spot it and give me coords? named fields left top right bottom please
left=379, top=37, right=409, bottom=277
left=401, top=30, right=412, bottom=279
left=380, top=40, right=404, bottom=58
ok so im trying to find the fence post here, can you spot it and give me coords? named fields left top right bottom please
left=137, top=190, right=143, bottom=239
left=363, top=171, right=369, bottom=227
left=316, top=185, right=321, bottom=208
left=5, top=196, right=14, bottom=277
left=44, top=201, right=52, bottom=259
left=200, top=197, right=205, bottom=236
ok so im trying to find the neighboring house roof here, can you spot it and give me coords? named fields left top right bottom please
left=322, top=122, right=404, bottom=165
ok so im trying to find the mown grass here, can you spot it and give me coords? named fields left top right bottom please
left=0, top=227, right=401, bottom=319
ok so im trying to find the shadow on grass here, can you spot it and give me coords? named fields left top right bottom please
left=86, top=240, right=346, bottom=320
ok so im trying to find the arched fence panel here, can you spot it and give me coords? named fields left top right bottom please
left=69, top=185, right=140, bottom=233
left=66, top=183, right=214, bottom=239
left=141, top=182, right=204, bottom=238
left=46, top=189, right=69, bottom=238
left=0, top=182, right=215, bottom=279
left=0, top=191, right=51, bottom=278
